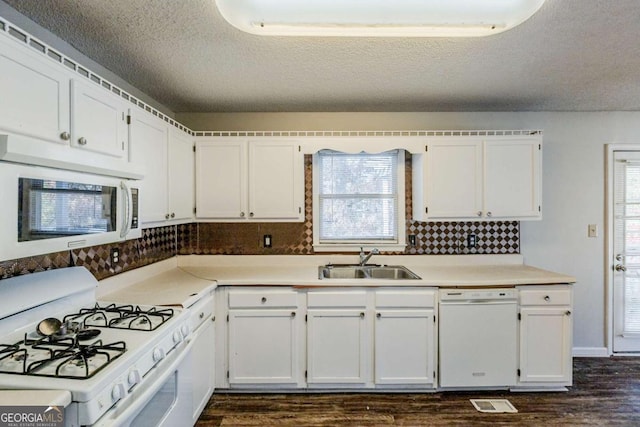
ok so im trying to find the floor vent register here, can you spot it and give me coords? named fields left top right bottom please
left=470, top=399, right=518, bottom=413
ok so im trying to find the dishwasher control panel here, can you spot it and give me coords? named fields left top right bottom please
left=439, top=289, right=517, bottom=301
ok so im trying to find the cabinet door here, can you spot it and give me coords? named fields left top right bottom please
left=191, top=315, right=215, bottom=424
left=249, top=140, right=303, bottom=220
left=129, top=109, right=168, bottom=224
left=0, top=36, right=70, bottom=145
left=484, top=138, right=541, bottom=219
left=423, top=139, right=483, bottom=219
left=70, top=79, right=127, bottom=159
left=307, top=309, right=370, bottom=385
left=196, top=140, right=247, bottom=219
left=168, top=128, right=194, bottom=221
left=519, top=307, right=572, bottom=383
left=374, top=309, right=435, bottom=385
left=228, top=309, right=302, bottom=385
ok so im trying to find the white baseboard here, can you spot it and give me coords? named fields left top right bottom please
left=573, top=347, right=609, bottom=357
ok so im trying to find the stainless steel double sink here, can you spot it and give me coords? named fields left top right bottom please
left=318, top=264, right=421, bottom=280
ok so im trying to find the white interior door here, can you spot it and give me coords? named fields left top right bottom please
left=613, top=151, right=640, bottom=352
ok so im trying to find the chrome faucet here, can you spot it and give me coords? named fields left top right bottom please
left=359, top=247, right=379, bottom=266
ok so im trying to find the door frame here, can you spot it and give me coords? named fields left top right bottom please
left=605, top=144, right=640, bottom=354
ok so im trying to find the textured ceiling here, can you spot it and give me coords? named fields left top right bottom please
left=3, top=0, right=640, bottom=113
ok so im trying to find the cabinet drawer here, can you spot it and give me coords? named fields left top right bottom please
left=229, top=290, right=298, bottom=308
left=307, top=291, right=367, bottom=308
left=375, top=290, right=436, bottom=308
left=520, top=288, right=571, bottom=306
left=189, top=294, right=214, bottom=331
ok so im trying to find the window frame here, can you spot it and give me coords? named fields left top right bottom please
left=312, top=149, right=406, bottom=252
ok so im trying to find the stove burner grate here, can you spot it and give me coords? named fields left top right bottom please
left=63, top=303, right=174, bottom=331
left=0, top=335, right=126, bottom=379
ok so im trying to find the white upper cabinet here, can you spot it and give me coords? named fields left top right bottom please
left=129, top=108, right=168, bottom=224
left=413, top=135, right=542, bottom=221
left=0, top=35, right=70, bottom=145
left=484, top=139, right=541, bottom=218
left=249, top=141, right=304, bottom=220
left=0, top=34, right=140, bottom=178
left=70, top=79, right=127, bottom=159
left=416, top=139, right=483, bottom=219
left=196, top=139, right=247, bottom=219
left=129, top=108, right=194, bottom=226
left=168, top=127, right=195, bottom=222
left=196, top=138, right=304, bottom=222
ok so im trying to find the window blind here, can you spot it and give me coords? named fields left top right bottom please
left=317, top=150, right=398, bottom=242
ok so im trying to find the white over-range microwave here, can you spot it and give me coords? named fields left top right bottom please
left=0, top=162, right=140, bottom=261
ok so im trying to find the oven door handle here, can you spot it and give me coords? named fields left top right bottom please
left=94, top=339, right=194, bottom=426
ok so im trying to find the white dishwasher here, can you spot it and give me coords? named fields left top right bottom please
left=439, top=289, right=518, bottom=388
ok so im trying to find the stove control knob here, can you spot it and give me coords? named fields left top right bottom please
left=173, top=331, right=182, bottom=344
left=152, top=348, right=165, bottom=363
left=111, top=383, right=125, bottom=402
left=181, top=325, right=190, bottom=337
left=128, top=370, right=141, bottom=387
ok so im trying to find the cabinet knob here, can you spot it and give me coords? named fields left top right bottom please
left=165, top=213, right=170, bottom=220
left=60, top=131, right=70, bottom=141
left=565, top=310, right=572, bottom=316
left=240, top=212, right=245, bottom=217
left=78, top=137, right=87, bottom=145
left=360, top=312, right=365, bottom=318
left=477, top=211, right=482, bottom=217
left=291, top=312, right=296, bottom=318
left=486, top=211, right=493, bottom=217
left=261, top=297, right=267, bottom=303
left=544, top=295, right=550, bottom=302
left=249, top=212, right=254, bottom=217
left=615, top=264, right=627, bottom=272
left=199, top=312, right=204, bottom=319
left=376, top=313, right=381, bottom=319
left=171, top=212, right=175, bottom=218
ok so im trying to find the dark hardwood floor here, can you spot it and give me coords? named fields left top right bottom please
left=196, top=357, right=640, bottom=426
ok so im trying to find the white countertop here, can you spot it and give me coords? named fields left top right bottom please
left=99, top=260, right=216, bottom=307
left=178, top=255, right=576, bottom=287
left=0, top=390, right=71, bottom=407
left=97, top=255, right=574, bottom=308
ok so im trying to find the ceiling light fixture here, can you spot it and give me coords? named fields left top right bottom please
left=215, top=0, right=546, bottom=37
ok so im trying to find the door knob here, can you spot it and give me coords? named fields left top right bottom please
left=615, top=264, right=627, bottom=272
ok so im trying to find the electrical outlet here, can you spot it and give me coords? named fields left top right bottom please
left=467, top=234, right=477, bottom=248
left=588, top=224, right=598, bottom=238
left=263, top=234, right=272, bottom=248
left=110, top=248, right=119, bottom=264
left=408, top=234, right=416, bottom=246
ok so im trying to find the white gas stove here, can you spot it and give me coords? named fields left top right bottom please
left=0, top=267, right=193, bottom=426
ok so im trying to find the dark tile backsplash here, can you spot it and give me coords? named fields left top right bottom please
left=0, top=153, right=519, bottom=282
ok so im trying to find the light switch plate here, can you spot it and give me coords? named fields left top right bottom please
left=588, top=224, right=598, bottom=238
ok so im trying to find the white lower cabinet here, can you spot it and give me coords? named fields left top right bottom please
left=227, top=289, right=305, bottom=387
left=307, top=309, right=370, bottom=385
left=306, top=291, right=371, bottom=386
left=374, top=290, right=437, bottom=387
left=189, top=291, right=215, bottom=424
left=517, top=286, right=573, bottom=387
left=218, top=285, right=572, bottom=391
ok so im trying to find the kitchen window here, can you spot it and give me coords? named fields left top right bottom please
left=312, top=149, right=406, bottom=251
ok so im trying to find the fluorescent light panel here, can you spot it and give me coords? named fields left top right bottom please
left=215, top=0, right=546, bottom=37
